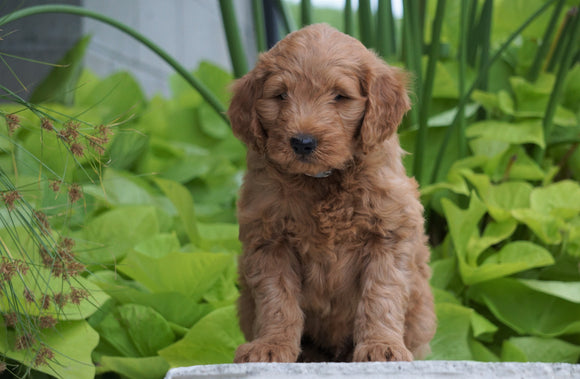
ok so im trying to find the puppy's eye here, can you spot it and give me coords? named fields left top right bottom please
left=277, top=92, right=288, bottom=100
left=334, top=94, right=347, bottom=101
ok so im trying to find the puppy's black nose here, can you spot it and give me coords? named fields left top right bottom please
left=290, top=134, right=318, bottom=156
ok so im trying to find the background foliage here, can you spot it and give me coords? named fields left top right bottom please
left=0, top=0, right=579, bottom=377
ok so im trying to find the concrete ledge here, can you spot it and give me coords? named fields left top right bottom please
left=165, top=361, right=580, bottom=379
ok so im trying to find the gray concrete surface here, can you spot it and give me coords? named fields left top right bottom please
left=165, top=361, right=580, bottom=379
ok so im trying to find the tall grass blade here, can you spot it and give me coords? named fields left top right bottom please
left=275, top=0, right=297, bottom=34
left=377, top=0, right=396, bottom=58
left=457, top=0, right=469, bottom=158
left=477, top=0, right=493, bottom=91
left=545, top=7, right=574, bottom=73
left=252, top=0, right=267, bottom=52
left=527, top=0, right=566, bottom=82
left=534, top=7, right=580, bottom=162
left=358, top=0, right=374, bottom=48
left=219, top=0, right=249, bottom=79
left=344, top=0, right=354, bottom=36
left=430, top=0, right=558, bottom=184
left=301, top=0, right=312, bottom=27
left=414, top=0, right=446, bottom=185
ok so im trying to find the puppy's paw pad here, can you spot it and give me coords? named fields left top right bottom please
left=234, top=341, right=299, bottom=363
left=353, top=342, right=413, bottom=362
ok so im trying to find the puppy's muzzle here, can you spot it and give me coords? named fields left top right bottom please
left=290, top=134, right=318, bottom=157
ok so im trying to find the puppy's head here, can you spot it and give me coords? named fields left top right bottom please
left=228, top=24, right=410, bottom=177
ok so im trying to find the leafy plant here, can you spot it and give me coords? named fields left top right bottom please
left=0, top=0, right=579, bottom=377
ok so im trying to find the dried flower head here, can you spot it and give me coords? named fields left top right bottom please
left=53, top=292, right=68, bottom=309
left=68, top=184, right=83, bottom=204
left=41, top=118, right=54, bottom=131
left=61, top=121, right=80, bottom=142
left=69, top=287, right=89, bottom=305
left=70, top=142, right=85, bottom=157
left=34, top=346, right=54, bottom=366
left=15, top=333, right=35, bottom=350
left=34, top=211, right=51, bottom=235
left=5, top=114, right=21, bottom=134
left=0, top=258, right=17, bottom=282
left=96, top=124, right=113, bottom=139
left=23, top=288, right=35, bottom=303
left=49, top=180, right=61, bottom=193
left=40, top=295, right=51, bottom=310
left=38, top=315, right=57, bottom=329
left=2, top=190, right=22, bottom=211
left=4, top=312, right=17, bottom=327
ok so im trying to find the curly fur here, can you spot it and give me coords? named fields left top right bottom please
left=228, top=24, right=436, bottom=363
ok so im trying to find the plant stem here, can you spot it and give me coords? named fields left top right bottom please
left=377, top=0, right=396, bottom=59
left=458, top=0, right=468, bottom=158
left=344, top=0, right=354, bottom=36
left=477, top=0, right=493, bottom=91
left=275, top=0, right=297, bottom=34
left=414, top=0, right=446, bottom=185
left=534, top=6, right=580, bottom=162
left=527, top=0, right=566, bottom=81
left=358, top=0, right=374, bottom=48
left=545, top=9, right=574, bottom=73
left=430, top=0, right=558, bottom=184
left=219, top=0, right=249, bottom=79
left=301, top=0, right=312, bottom=27
left=0, top=5, right=229, bottom=123
left=252, top=0, right=267, bottom=52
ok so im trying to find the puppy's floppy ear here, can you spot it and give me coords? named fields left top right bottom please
left=227, top=70, right=266, bottom=153
left=360, top=61, right=410, bottom=152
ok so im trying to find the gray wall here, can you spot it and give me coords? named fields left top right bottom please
left=0, top=0, right=82, bottom=100
left=1, top=1, right=256, bottom=100
left=81, top=0, right=257, bottom=97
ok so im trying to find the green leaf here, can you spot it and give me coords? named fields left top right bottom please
left=75, top=71, right=146, bottom=123
left=107, top=131, right=150, bottom=171
left=93, top=309, right=141, bottom=357
left=117, top=304, right=176, bottom=357
left=198, top=102, right=230, bottom=140
left=90, top=271, right=212, bottom=328
left=511, top=209, right=564, bottom=244
left=83, top=169, right=157, bottom=207
left=469, top=278, right=580, bottom=337
left=530, top=180, right=580, bottom=219
left=154, top=177, right=199, bottom=244
left=29, top=36, right=91, bottom=105
left=482, top=181, right=533, bottom=221
left=502, top=337, right=580, bottom=363
left=0, top=319, right=98, bottom=379
left=470, top=312, right=498, bottom=342
left=158, top=305, right=244, bottom=367
left=134, top=233, right=182, bottom=258
left=119, top=251, right=235, bottom=301
left=99, top=356, right=170, bottom=379
left=518, top=279, right=580, bottom=303
left=466, top=120, right=545, bottom=148
left=426, top=303, right=473, bottom=360
left=80, top=206, right=160, bottom=264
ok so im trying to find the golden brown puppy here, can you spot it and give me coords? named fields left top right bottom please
left=228, top=24, right=436, bottom=363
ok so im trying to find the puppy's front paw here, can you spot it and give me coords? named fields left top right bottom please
left=353, top=342, right=413, bottom=362
left=234, top=340, right=299, bottom=363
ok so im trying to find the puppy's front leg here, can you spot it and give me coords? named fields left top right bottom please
left=235, top=243, right=303, bottom=363
left=353, top=242, right=413, bottom=362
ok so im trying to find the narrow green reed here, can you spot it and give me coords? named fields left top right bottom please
left=275, top=0, right=297, bottom=34
left=252, top=0, right=267, bottom=52
left=377, top=0, right=396, bottom=59
left=534, top=7, right=580, bottom=162
left=414, top=0, right=446, bottom=185
left=528, top=0, right=566, bottom=82
left=358, top=0, right=374, bottom=48
left=457, top=0, right=468, bottom=159
left=301, top=0, right=313, bottom=27
left=344, top=0, right=354, bottom=36
left=0, top=5, right=228, bottom=123
left=219, top=0, right=249, bottom=78
left=477, top=0, right=493, bottom=91
left=430, top=0, right=558, bottom=184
